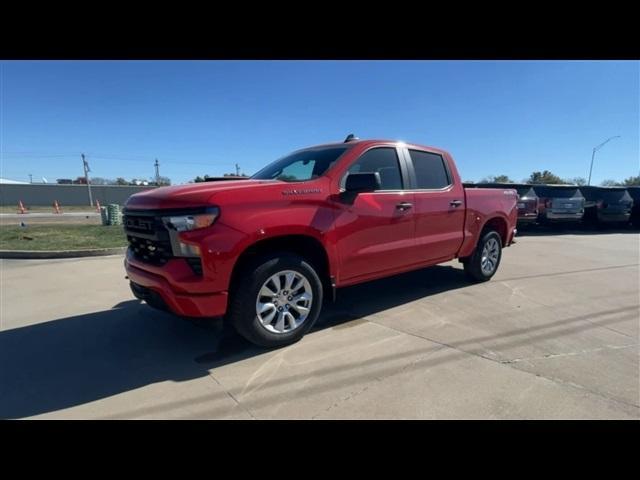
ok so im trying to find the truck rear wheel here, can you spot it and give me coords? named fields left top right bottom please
left=463, top=230, right=502, bottom=282
left=228, top=253, right=323, bottom=348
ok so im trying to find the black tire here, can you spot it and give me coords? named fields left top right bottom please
left=227, top=252, right=323, bottom=348
left=463, top=230, right=502, bottom=282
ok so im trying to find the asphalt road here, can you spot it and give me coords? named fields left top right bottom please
left=1, top=232, right=638, bottom=419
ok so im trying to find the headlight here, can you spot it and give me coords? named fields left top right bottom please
left=161, top=207, right=219, bottom=257
left=161, top=207, right=219, bottom=232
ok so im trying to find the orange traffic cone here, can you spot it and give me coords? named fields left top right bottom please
left=53, top=200, right=62, bottom=214
left=18, top=200, right=27, bottom=214
left=95, top=200, right=101, bottom=212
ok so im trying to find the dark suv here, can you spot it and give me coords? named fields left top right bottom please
left=581, top=186, right=634, bottom=226
left=627, top=187, right=640, bottom=228
left=533, top=185, right=585, bottom=224
left=513, top=185, right=539, bottom=225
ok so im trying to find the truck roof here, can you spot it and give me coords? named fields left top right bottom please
left=301, top=138, right=451, bottom=157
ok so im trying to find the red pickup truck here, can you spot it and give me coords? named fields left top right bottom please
left=124, top=136, right=518, bottom=347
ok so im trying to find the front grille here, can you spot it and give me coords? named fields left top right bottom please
left=127, top=234, right=173, bottom=265
left=123, top=215, right=157, bottom=235
left=123, top=210, right=172, bottom=266
left=123, top=208, right=204, bottom=275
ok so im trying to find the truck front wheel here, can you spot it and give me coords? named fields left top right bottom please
left=463, top=230, right=502, bottom=282
left=228, top=253, right=324, bottom=348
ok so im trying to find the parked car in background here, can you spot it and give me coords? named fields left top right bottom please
left=532, top=185, right=585, bottom=224
left=627, top=187, right=640, bottom=228
left=467, top=183, right=538, bottom=226
left=581, top=186, right=634, bottom=226
left=513, top=185, right=539, bottom=225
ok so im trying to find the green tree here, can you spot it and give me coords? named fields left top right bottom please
left=91, top=177, right=119, bottom=185
left=90, top=177, right=108, bottom=185
left=156, top=176, right=171, bottom=186
left=622, top=175, right=640, bottom=186
left=600, top=179, right=621, bottom=186
left=564, top=177, right=587, bottom=186
left=526, top=170, right=564, bottom=184
left=479, top=175, right=513, bottom=183
left=115, top=177, right=128, bottom=185
left=194, top=175, right=206, bottom=183
left=223, top=172, right=249, bottom=177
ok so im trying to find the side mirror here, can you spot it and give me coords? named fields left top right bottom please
left=344, top=172, right=381, bottom=194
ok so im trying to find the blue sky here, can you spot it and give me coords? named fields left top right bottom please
left=1, top=60, right=638, bottom=185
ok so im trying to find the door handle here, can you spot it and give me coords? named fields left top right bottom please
left=396, top=202, right=413, bottom=211
left=449, top=200, right=463, bottom=207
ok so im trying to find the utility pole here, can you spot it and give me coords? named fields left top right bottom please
left=29, top=174, right=33, bottom=184
left=235, top=163, right=240, bottom=176
left=588, top=136, right=620, bottom=186
left=154, top=159, right=160, bottom=185
left=82, top=153, right=93, bottom=206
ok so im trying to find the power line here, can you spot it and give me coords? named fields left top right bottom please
left=1, top=154, right=77, bottom=158
left=89, top=156, right=236, bottom=167
left=2, top=151, right=238, bottom=167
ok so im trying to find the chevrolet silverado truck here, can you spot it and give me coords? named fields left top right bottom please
left=123, top=136, right=518, bottom=347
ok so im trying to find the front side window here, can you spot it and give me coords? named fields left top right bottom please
left=344, top=147, right=403, bottom=190
left=409, top=150, right=451, bottom=189
left=251, top=147, right=348, bottom=182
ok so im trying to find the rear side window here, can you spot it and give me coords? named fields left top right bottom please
left=345, top=147, right=403, bottom=190
left=408, top=150, right=450, bottom=189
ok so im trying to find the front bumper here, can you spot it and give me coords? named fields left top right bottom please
left=125, top=253, right=228, bottom=318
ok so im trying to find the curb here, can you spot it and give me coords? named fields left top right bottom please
left=0, top=247, right=127, bottom=259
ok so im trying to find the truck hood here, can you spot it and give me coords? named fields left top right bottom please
left=125, top=179, right=276, bottom=210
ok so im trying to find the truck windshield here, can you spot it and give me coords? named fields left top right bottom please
left=251, top=146, right=348, bottom=182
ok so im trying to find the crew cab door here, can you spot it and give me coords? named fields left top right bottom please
left=402, top=148, right=465, bottom=263
left=333, top=146, right=416, bottom=283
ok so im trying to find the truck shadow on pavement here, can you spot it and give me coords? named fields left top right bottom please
left=516, top=223, right=640, bottom=236
left=1, top=263, right=635, bottom=418
left=0, top=264, right=473, bottom=418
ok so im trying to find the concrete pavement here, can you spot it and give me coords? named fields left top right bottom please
left=0, top=231, right=638, bottom=419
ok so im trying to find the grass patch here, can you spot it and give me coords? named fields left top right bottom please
left=0, top=224, right=127, bottom=251
left=0, top=205, right=102, bottom=214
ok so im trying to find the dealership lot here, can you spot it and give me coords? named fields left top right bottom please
left=1, top=231, right=638, bottom=419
